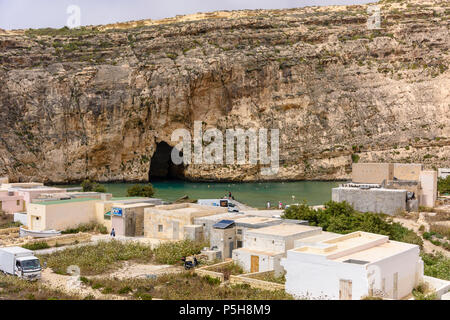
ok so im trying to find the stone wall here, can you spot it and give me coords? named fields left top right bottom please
left=332, top=187, right=406, bottom=215
left=194, top=260, right=235, bottom=282
left=229, top=271, right=285, bottom=291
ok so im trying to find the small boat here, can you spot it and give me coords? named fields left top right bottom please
left=19, top=227, right=61, bottom=238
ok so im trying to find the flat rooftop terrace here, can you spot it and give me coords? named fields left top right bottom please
left=334, top=240, right=417, bottom=264
left=31, top=198, right=99, bottom=205
left=247, top=223, right=321, bottom=237
left=292, top=231, right=416, bottom=263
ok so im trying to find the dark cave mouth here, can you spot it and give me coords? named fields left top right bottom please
left=149, top=142, right=186, bottom=181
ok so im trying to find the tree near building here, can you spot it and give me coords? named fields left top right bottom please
left=127, top=184, right=154, bottom=198
left=81, top=179, right=107, bottom=193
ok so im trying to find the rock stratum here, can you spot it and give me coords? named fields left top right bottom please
left=0, top=0, right=449, bottom=183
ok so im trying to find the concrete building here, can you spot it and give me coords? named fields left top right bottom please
left=419, top=170, right=437, bottom=207
left=210, top=220, right=237, bottom=259
left=438, top=168, right=450, bottom=179
left=337, top=163, right=438, bottom=214
left=393, top=163, right=423, bottom=181
left=144, top=203, right=228, bottom=240
left=0, top=182, right=67, bottom=214
left=352, top=163, right=393, bottom=184
left=332, top=187, right=407, bottom=215
left=26, top=196, right=160, bottom=232
left=111, top=202, right=157, bottom=237
left=232, top=224, right=323, bottom=276
left=281, top=232, right=423, bottom=300
left=27, top=198, right=99, bottom=231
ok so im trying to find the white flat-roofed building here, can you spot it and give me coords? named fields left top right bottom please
left=232, top=224, right=324, bottom=275
left=281, top=231, right=424, bottom=300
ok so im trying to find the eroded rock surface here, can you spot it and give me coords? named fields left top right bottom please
left=0, top=0, right=448, bottom=183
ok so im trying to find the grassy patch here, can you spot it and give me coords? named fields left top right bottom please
left=0, top=274, right=77, bottom=300
left=153, top=239, right=208, bottom=265
left=22, top=242, right=50, bottom=250
left=84, top=272, right=293, bottom=300
left=61, top=222, right=108, bottom=235
left=38, top=240, right=153, bottom=276
left=208, top=262, right=244, bottom=280
left=250, top=272, right=286, bottom=285
left=421, top=252, right=450, bottom=281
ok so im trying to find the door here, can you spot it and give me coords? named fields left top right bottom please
left=250, top=255, right=259, bottom=273
left=172, top=221, right=179, bottom=240
left=229, top=241, right=234, bottom=259
left=393, top=273, right=398, bottom=299
left=31, top=216, right=42, bottom=231
left=339, top=279, right=352, bottom=300
left=125, top=213, right=136, bottom=237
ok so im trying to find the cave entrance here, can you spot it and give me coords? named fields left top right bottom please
left=149, top=142, right=186, bottom=181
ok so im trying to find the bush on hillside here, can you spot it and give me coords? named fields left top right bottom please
left=282, top=201, right=423, bottom=247
left=127, top=184, right=154, bottom=198
left=81, top=179, right=106, bottom=193
left=438, top=176, right=450, bottom=194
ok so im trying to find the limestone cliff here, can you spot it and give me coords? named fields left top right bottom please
left=0, top=0, right=449, bottom=183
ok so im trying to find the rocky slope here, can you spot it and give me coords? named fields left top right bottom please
left=0, top=0, right=449, bottom=183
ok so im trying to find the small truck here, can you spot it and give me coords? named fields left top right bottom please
left=0, top=246, right=42, bottom=281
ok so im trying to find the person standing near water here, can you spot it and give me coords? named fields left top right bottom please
left=278, top=201, right=283, bottom=209
left=267, top=201, right=271, bottom=209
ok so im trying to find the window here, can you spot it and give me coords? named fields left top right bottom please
left=158, top=225, right=163, bottom=232
left=237, top=229, right=242, bottom=235
left=16, top=200, right=20, bottom=206
left=237, top=241, right=243, bottom=248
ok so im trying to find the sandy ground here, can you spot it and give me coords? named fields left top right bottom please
left=92, top=261, right=184, bottom=280
left=41, top=261, right=183, bottom=300
left=40, top=268, right=125, bottom=300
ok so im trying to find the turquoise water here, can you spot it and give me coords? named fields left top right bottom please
left=56, top=181, right=339, bottom=209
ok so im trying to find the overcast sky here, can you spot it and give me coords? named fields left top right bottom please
left=0, top=0, right=376, bottom=30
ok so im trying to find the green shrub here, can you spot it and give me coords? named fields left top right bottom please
left=118, top=286, right=132, bottom=294
left=38, top=240, right=152, bottom=276
left=22, top=242, right=50, bottom=250
left=438, top=176, right=450, bottom=194
left=61, top=222, right=107, bottom=234
left=421, top=252, right=450, bottom=280
left=127, top=184, right=154, bottom=198
left=153, top=239, right=207, bottom=265
left=81, top=179, right=106, bottom=193
left=282, top=201, right=423, bottom=247
left=203, top=275, right=221, bottom=285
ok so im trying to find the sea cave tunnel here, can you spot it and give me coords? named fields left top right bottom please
left=149, top=142, right=186, bottom=181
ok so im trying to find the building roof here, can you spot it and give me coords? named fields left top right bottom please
left=292, top=231, right=418, bottom=263
left=112, top=202, right=157, bottom=209
left=334, top=240, right=417, bottom=264
left=31, top=197, right=99, bottom=205
left=246, top=223, right=321, bottom=237
left=233, top=247, right=284, bottom=257
left=213, top=220, right=235, bottom=229
left=294, top=231, right=341, bottom=244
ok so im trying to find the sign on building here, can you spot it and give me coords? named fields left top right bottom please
left=112, top=208, right=123, bottom=217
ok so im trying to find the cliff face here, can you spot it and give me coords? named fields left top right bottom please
left=0, top=0, right=449, bottom=183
